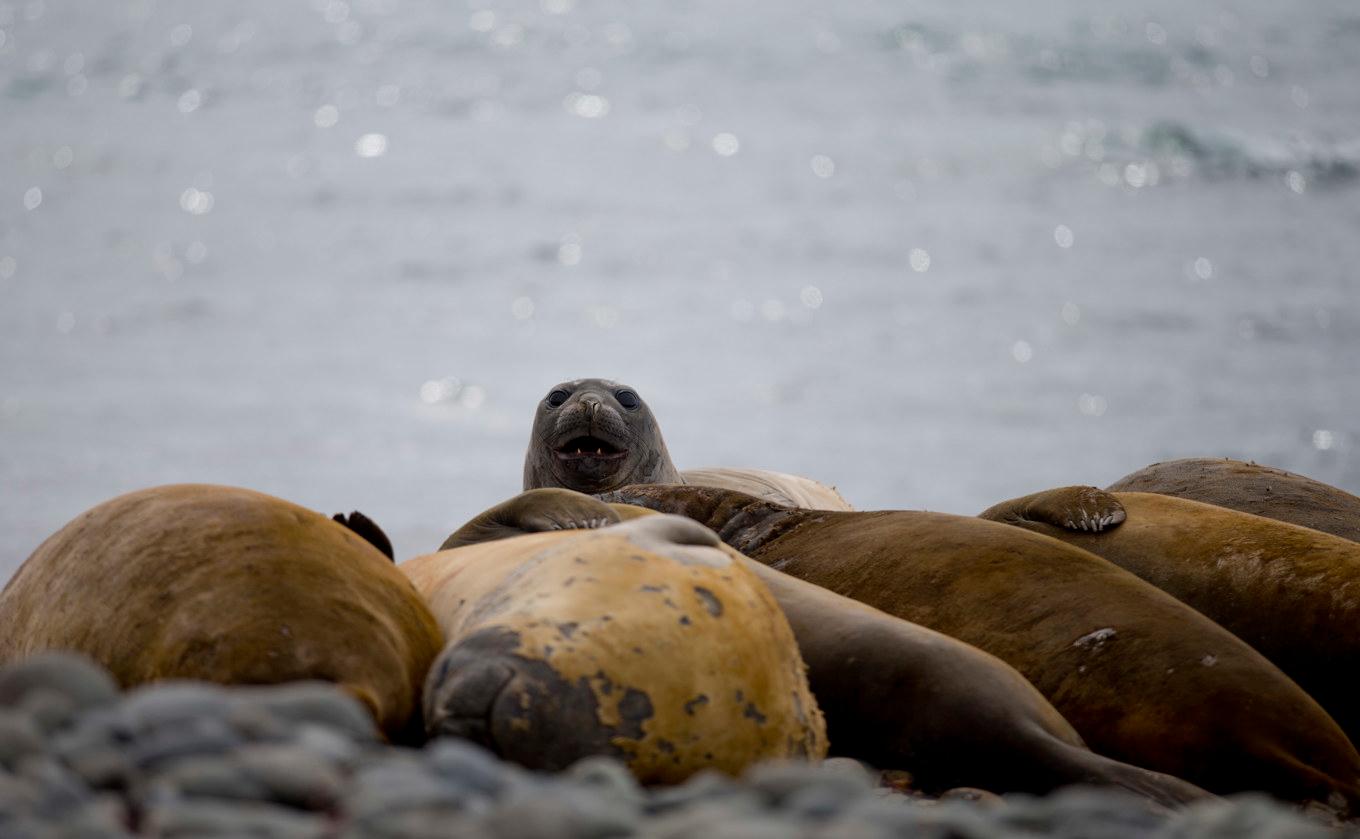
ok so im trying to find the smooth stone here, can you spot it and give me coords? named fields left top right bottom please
left=339, top=808, right=481, bottom=839
left=744, top=760, right=874, bottom=806
left=0, top=710, right=44, bottom=770
left=1169, top=795, right=1341, bottom=839
left=126, top=716, right=242, bottom=769
left=19, top=689, right=78, bottom=734
left=644, top=770, right=762, bottom=816
left=291, top=724, right=362, bottom=769
left=480, top=787, right=639, bottom=839
left=643, top=802, right=801, bottom=839
left=120, top=683, right=233, bottom=731
left=0, top=653, right=120, bottom=713
left=349, top=760, right=475, bottom=817
left=234, top=744, right=345, bottom=810
left=565, top=755, right=645, bottom=808
left=424, top=738, right=521, bottom=799
left=230, top=683, right=379, bottom=742
left=142, top=798, right=328, bottom=839
left=997, top=788, right=1167, bottom=838
left=939, top=787, right=1004, bottom=806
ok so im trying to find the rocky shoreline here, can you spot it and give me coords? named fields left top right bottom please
left=0, top=653, right=1351, bottom=838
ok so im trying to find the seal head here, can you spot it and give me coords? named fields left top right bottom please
left=523, top=378, right=681, bottom=494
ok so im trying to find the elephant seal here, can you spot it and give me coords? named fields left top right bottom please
left=522, top=379, right=851, bottom=510
left=439, top=490, right=1209, bottom=805
left=980, top=485, right=1360, bottom=747
left=1106, top=458, right=1360, bottom=544
left=403, top=505, right=826, bottom=783
left=0, top=484, right=444, bottom=742
left=601, top=483, right=1360, bottom=814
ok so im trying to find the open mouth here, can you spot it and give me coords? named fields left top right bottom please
left=554, top=436, right=627, bottom=462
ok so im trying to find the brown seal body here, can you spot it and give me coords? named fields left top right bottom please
left=603, top=484, right=1360, bottom=814
left=1106, top=458, right=1360, bottom=544
left=522, top=379, right=850, bottom=509
left=981, top=486, right=1360, bottom=748
left=0, top=484, right=443, bottom=741
left=403, top=509, right=826, bottom=783
left=440, top=490, right=1207, bottom=803
left=680, top=467, right=853, bottom=511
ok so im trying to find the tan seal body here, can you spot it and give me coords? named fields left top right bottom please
left=402, top=513, right=826, bottom=784
left=0, top=484, right=443, bottom=741
left=1107, top=458, right=1360, bottom=544
left=681, top=467, right=853, bottom=511
left=443, top=490, right=1205, bottom=804
left=981, top=486, right=1360, bottom=747
left=603, top=484, right=1360, bottom=814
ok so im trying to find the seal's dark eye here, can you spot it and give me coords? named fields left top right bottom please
left=615, top=390, right=640, bottom=411
left=546, top=390, right=569, bottom=408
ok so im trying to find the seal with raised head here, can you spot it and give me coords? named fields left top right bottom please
left=523, top=379, right=852, bottom=510
left=404, top=503, right=826, bottom=783
left=439, top=489, right=1209, bottom=805
left=1105, top=458, right=1360, bottom=544
left=0, top=484, right=444, bottom=742
left=601, top=483, right=1360, bottom=814
left=980, top=484, right=1360, bottom=746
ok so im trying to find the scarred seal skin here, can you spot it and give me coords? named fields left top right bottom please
left=1106, top=458, right=1360, bottom=544
left=442, top=490, right=1208, bottom=805
left=0, top=484, right=444, bottom=742
left=602, top=483, right=1360, bottom=815
left=401, top=510, right=827, bottom=784
left=980, top=485, right=1360, bottom=749
left=522, top=378, right=852, bottom=510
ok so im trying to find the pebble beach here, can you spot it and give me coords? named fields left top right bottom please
left=3, top=653, right=1355, bottom=838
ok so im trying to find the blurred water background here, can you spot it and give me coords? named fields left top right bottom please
left=2, top=0, right=1358, bottom=578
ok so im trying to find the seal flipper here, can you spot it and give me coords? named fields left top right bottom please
left=979, top=487, right=1126, bottom=533
left=440, top=488, right=621, bottom=550
left=333, top=510, right=395, bottom=561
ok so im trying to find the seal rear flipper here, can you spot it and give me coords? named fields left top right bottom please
left=333, top=510, right=394, bottom=561
left=1044, top=739, right=1215, bottom=810
left=979, top=486, right=1126, bottom=533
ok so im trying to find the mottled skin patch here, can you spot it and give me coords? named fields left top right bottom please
left=402, top=511, right=825, bottom=783
left=982, top=487, right=1360, bottom=750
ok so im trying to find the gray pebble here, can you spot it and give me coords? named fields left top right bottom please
left=645, top=770, right=762, bottom=816
left=999, top=787, right=1168, bottom=838
left=0, top=709, right=45, bottom=770
left=230, top=682, right=379, bottom=741
left=127, top=715, right=242, bottom=769
left=20, top=689, right=80, bottom=734
left=338, top=808, right=483, bottom=839
left=119, top=682, right=234, bottom=731
left=1165, top=795, right=1344, bottom=839
left=235, top=743, right=346, bottom=810
left=349, top=758, right=477, bottom=817
left=0, top=653, right=120, bottom=714
left=567, top=755, right=645, bottom=808
left=425, top=737, right=524, bottom=799
left=480, top=785, right=639, bottom=839
left=142, top=797, right=329, bottom=839
left=643, top=800, right=796, bottom=839
left=743, top=760, right=874, bottom=808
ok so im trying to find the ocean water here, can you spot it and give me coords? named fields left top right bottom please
left=2, top=0, right=1358, bottom=579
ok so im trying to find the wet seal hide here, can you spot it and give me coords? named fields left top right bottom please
left=0, top=484, right=443, bottom=742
